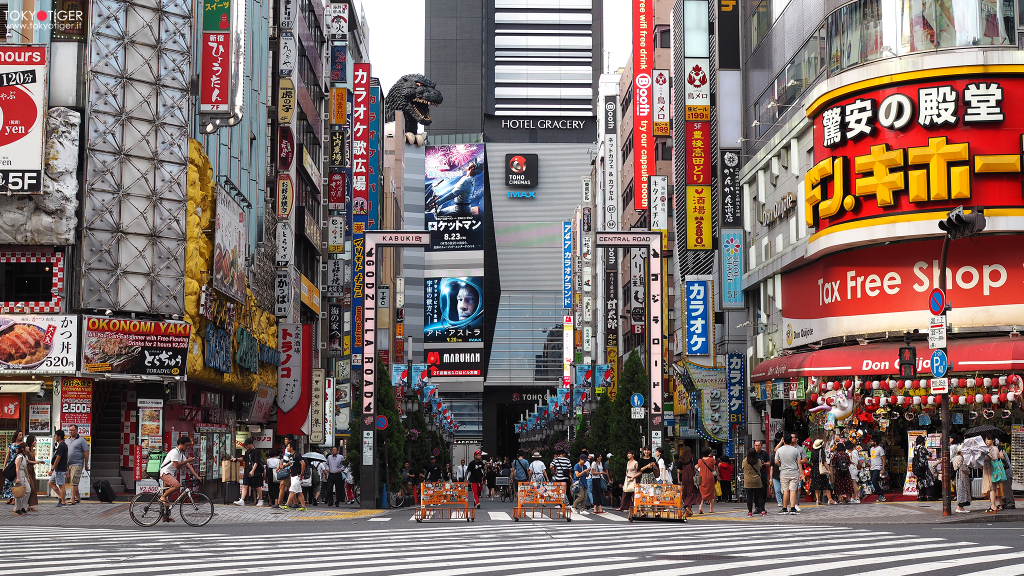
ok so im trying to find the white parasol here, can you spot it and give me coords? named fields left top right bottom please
left=959, top=436, right=988, bottom=469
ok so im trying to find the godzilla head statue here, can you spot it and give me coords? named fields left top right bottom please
left=384, top=74, right=443, bottom=146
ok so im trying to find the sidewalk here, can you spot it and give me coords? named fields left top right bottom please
left=3, top=497, right=384, bottom=527
left=684, top=499, right=1024, bottom=524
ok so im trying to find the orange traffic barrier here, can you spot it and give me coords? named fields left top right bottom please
left=513, top=482, right=571, bottom=522
left=414, top=482, right=475, bottom=522
left=629, top=483, right=686, bottom=522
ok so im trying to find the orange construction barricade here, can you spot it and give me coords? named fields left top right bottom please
left=414, top=482, right=475, bottom=522
left=513, top=482, right=571, bottom=522
left=629, top=483, right=686, bottom=522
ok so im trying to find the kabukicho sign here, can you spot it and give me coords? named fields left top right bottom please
left=782, top=234, right=1024, bottom=348
left=805, top=72, right=1024, bottom=253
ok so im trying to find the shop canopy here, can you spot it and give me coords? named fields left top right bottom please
left=750, top=337, right=1024, bottom=382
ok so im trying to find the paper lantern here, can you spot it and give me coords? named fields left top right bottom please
left=889, top=395, right=897, bottom=405
left=984, top=378, right=992, bottom=387
left=844, top=380, right=853, bottom=389
left=976, top=394, right=984, bottom=404
left=950, top=378, right=959, bottom=387
left=999, top=393, right=1008, bottom=403
left=927, top=396, right=935, bottom=405
left=810, top=393, right=819, bottom=402
left=1009, top=392, right=1016, bottom=402
left=959, top=396, right=968, bottom=405
left=984, top=394, right=992, bottom=404
left=967, top=378, right=976, bottom=386
left=950, top=394, right=959, bottom=404
left=999, top=376, right=1008, bottom=386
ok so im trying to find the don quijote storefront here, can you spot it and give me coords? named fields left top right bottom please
left=751, top=67, right=1024, bottom=500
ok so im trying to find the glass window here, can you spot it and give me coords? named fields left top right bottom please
left=752, top=0, right=773, bottom=48
left=901, top=0, right=1012, bottom=53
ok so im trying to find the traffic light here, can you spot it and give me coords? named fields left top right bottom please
left=899, top=346, right=916, bottom=379
left=938, top=206, right=986, bottom=240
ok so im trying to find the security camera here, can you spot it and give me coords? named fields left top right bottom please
left=104, top=309, right=114, bottom=317
left=35, top=390, right=44, bottom=399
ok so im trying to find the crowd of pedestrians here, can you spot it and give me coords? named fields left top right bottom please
left=4, top=427, right=89, bottom=516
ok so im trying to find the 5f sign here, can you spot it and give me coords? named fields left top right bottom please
left=0, top=46, right=46, bottom=193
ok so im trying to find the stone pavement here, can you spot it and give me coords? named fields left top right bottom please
left=4, top=496, right=384, bottom=527
left=684, top=499, right=1024, bottom=524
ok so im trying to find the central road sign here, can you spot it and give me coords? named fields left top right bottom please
left=929, top=288, right=945, bottom=316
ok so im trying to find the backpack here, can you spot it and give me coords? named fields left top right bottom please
left=146, top=451, right=166, bottom=479
left=301, top=460, right=314, bottom=487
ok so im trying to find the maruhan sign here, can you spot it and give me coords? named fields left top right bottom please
left=500, top=119, right=588, bottom=130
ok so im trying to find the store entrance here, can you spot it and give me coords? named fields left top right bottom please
left=495, top=405, right=522, bottom=458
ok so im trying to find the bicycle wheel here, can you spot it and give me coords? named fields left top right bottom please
left=129, top=492, right=164, bottom=527
left=388, top=490, right=403, bottom=508
left=179, top=491, right=214, bottom=527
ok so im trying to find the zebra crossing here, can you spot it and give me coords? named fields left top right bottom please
left=2, top=523, right=1023, bottom=575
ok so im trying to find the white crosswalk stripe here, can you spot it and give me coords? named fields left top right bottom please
left=0, top=523, right=1015, bottom=575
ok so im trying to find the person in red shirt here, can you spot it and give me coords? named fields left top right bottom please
left=717, top=456, right=735, bottom=503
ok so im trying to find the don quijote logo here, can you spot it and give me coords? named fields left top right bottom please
left=5, top=9, right=85, bottom=33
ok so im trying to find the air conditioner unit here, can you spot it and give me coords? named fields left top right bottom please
left=168, top=381, right=187, bottom=404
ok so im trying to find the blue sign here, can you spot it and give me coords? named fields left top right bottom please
left=563, top=221, right=573, bottom=308
left=630, top=393, right=644, bottom=408
left=726, top=353, right=745, bottom=429
left=929, top=289, right=945, bottom=316
left=685, top=280, right=710, bottom=356
left=931, top=349, right=948, bottom=378
left=721, top=230, right=745, bottom=308
left=375, top=415, right=388, bottom=430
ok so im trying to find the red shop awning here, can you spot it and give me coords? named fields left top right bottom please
left=750, top=337, right=1024, bottom=382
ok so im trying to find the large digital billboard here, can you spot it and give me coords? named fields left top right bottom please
left=424, top=144, right=486, bottom=251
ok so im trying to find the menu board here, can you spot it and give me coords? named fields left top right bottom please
left=28, top=403, right=50, bottom=434
left=137, top=399, right=164, bottom=449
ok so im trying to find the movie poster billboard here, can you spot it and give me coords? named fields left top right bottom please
left=424, top=144, right=486, bottom=251
left=214, top=189, right=247, bottom=302
left=82, top=317, right=190, bottom=376
left=424, top=277, right=483, bottom=343
left=0, top=315, right=78, bottom=374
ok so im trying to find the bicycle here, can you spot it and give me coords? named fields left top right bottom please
left=129, top=476, right=214, bottom=527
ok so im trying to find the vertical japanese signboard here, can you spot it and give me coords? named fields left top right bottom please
left=276, top=323, right=308, bottom=436
left=726, top=352, right=745, bottom=436
left=685, top=280, right=711, bottom=356
left=650, top=175, right=668, bottom=232
left=720, top=150, right=742, bottom=227
left=351, top=63, right=370, bottom=368
left=629, top=248, right=645, bottom=334
left=721, top=229, right=744, bottom=308
left=602, top=96, right=619, bottom=231
left=199, top=0, right=232, bottom=113
left=563, top=221, right=573, bottom=309
left=632, top=0, right=653, bottom=211
left=686, top=185, right=711, bottom=250
left=653, top=69, right=670, bottom=136
left=563, top=315, right=573, bottom=388
left=0, top=46, right=46, bottom=193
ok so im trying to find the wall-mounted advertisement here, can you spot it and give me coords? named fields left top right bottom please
left=686, top=185, right=712, bottom=250
left=629, top=248, right=645, bottom=333
left=0, top=46, right=46, bottom=193
left=505, top=153, right=538, bottom=187
left=82, top=317, right=190, bottom=376
left=199, top=0, right=232, bottom=114
left=685, top=280, right=711, bottom=356
left=0, top=315, right=77, bottom=374
left=425, top=347, right=482, bottom=377
left=653, top=69, right=671, bottom=136
left=330, top=45, right=347, bottom=83
left=424, top=144, right=486, bottom=251
left=277, top=323, right=310, bottom=436
left=214, top=189, right=247, bottom=302
left=720, top=150, right=742, bottom=227
left=721, top=229, right=745, bottom=308
left=563, top=221, right=573, bottom=309
left=137, top=399, right=164, bottom=449
left=632, top=0, right=653, bottom=211
left=650, top=175, right=668, bottom=231
left=28, top=403, right=49, bottom=434
left=327, top=2, right=348, bottom=41
left=424, top=277, right=483, bottom=343
left=59, top=377, right=92, bottom=438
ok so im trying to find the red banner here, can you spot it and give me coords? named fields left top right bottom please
left=59, top=377, right=92, bottom=436
left=782, top=234, right=1024, bottom=347
left=276, top=324, right=311, bottom=436
left=0, top=394, right=18, bottom=419
left=686, top=121, right=711, bottom=185
left=809, top=75, right=1024, bottom=233
left=200, top=32, right=230, bottom=112
left=632, top=0, right=653, bottom=211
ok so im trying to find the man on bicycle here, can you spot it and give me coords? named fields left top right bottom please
left=160, top=436, right=199, bottom=522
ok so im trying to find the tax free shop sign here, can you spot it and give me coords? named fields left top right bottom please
left=781, top=235, right=1024, bottom=348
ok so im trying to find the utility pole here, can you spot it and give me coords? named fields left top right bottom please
left=936, top=206, right=986, bottom=517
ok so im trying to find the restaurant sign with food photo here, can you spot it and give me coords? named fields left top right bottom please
left=0, top=315, right=78, bottom=374
left=214, top=188, right=248, bottom=303
left=82, top=317, right=191, bottom=376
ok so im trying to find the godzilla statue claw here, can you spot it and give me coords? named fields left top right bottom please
left=384, top=74, right=443, bottom=146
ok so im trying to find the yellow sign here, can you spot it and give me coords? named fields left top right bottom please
left=278, top=78, right=295, bottom=124
left=654, top=122, right=671, bottom=137
left=331, top=87, right=347, bottom=125
left=277, top=175, right=293, bottom=218
left=685, top=105, right=710, bottom=121
left=606, top=347, right=618, bottom=400
left=686, top=185, right=712, bottom=249
left=396, top=323, right=404, bottom=338
left=299, top=274, right=321, bottom=315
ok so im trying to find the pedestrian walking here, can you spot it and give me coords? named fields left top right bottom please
left=65, top=425, right=89, bottom=506
left=511, top=450, right=529, bottom=495
left=443, top=462, right=454, bottom=481
left=831, top=442, right=855, bottom=503
left=550, top=448, right=572, bottom=498
left=47, top=430, right=68, bottom=507
left=233, top=437, right=264, bottom=506
left=281, top=445, right=307, bottom=511
left=343, top=460, right=355, bottom=503
left=655, top=447, right=671, bottom=484
left=591, top=453, right=608, bottom=513
left=265, top=450, right=281, bottom=507
left=983, top=433, right=1005, bottom=514
left=485, top=460, right=497, bottom=499
left=326, top=447, right=344, bottom=506
left=637, top=447, right=657, bottom=484
left=3, top=430, right=23, bottom=505
left=23, top=435, right=38, bottom=512
left=775, top=433, right=806, bottom=515
left=753, top=440, right=771, bottom=508
left=770, top=438, right=784, bottom=507
left=12, top=442, right=30, bottom=516
left=952, top=444, right=971, bottom=513
left=467, top=450, right=485, bottom=508
left=811, top=439, right=835, bottom=505
left=911, top=436, right=935, bottom=502
left=571, top=453, right=589, bottom=513
left=869, top=437, right=887, bottom=502
left=697, top=447, right=718, bottom=514
left=718, top=457, right=734, bottom=503
left=456, top=459, right=467, bottom=482
left=743, top=448, right=766, bottom=517
left=276, top=444, right=294, bottom=506
left=618, top=449, right=639, bottom=512
left=676, top=447, right=700, bottom=518
left=528, top=451, right=547, bottom=483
